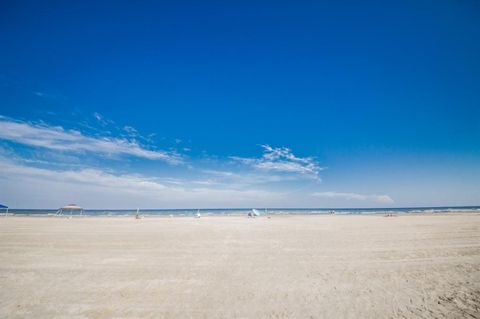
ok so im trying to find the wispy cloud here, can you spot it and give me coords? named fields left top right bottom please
left=312, top=191, right=394, bottom=204
left=0, top=158, right=166, bottom=192
left=0, top=157, right=281, bottom=208
left=93, top=112, right=114, bottom=127
left=0, top=117, right=182, bottom=164
left=231, top=145, right=323, bottom=180
left=123, top=125, right=138, bottom=135
left=2, top=115, right=397, bottom=208
left=33, top=91, right=47, bottom=97
left=32, top=91, right=65, bottom=101
left=202, top=169, right=300, bottom=186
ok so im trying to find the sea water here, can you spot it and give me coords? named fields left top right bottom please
left=4, top=206, right=480, bottom=216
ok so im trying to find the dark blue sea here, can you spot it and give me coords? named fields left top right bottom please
left=3, top=206, right=480, bottom=216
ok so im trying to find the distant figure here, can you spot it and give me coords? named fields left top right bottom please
left=195, top=210, right=201, bottom=218
left=135, top=208, right=141, bottom=219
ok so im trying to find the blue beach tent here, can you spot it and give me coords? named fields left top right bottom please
left=0, top=204, right=8, bottom=216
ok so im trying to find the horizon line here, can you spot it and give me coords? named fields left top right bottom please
left=6, top=205, right=480, bottom=211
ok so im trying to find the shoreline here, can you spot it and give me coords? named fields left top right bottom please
left=3, top=211, right=480, bottom=218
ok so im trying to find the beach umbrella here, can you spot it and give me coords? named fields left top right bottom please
left=58, top=204, right=83, bottom=215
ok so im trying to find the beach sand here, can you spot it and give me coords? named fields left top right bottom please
left=0, top=214, right=479, bottom=318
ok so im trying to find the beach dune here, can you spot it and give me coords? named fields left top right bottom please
left=0, top=214, right=479, bottom=318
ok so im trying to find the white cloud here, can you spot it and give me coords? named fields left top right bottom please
left=0, top=117, right=182, bottom=164
left=202, top=169, right=300, bottom=186
left=0, top=157, right=282, bottom=208
left=123, top=125, right=138, bottom=135
left=312, top=191, right=394, bottom=204
left=3, top=116, right=398, bottom=208
left=92, top=112, right=113, bottom=126
left=33, top=91, right=64, bottom=100
left=1, top=159, right=165, bottom=192
left=231, top=145, right=323, bottom=180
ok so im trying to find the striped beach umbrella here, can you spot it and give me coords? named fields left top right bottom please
left=58, top=204, right=83, bottom=215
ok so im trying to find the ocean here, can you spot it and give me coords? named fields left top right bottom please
left=3, top=206, right=480, bottom=216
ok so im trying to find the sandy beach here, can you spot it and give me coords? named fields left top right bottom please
left=0, top=214, right=479, bottom=318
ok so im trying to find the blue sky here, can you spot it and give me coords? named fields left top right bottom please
left=0, top=1, right=479, bottom=208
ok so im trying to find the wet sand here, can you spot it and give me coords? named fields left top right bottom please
left=0, top=214, right=479, bottom=318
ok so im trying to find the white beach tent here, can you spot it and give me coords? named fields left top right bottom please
left=58, top=204, right=83, bottom=216
left=0, top=204, right=8, bottom=216
left=248, top=209, right=261, bottom=217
